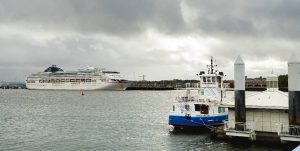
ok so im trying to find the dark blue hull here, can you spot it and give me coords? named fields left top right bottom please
left=169, top=114, right=228, bottom=127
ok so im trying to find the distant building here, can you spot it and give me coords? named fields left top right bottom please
left=225, top=78, right=266, bottom=88
left=246, top=78, right=266, bottom=88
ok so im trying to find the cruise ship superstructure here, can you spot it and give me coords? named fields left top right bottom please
left=25, top=65, right=130, bottom=90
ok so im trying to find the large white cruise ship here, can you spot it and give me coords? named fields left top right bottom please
left=25, top=65, right=130, bottom=90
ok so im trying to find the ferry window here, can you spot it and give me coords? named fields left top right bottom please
left=218, top=107, right=225, bottom=113
left=203, top=77, right=206, bottom=82
left=212, top=77, right=216, bottom=82
left=195, top=104, right=201, bottom=111
left=207, top=77, right=211, bottom=83
left=184, top=105, right=190, bottom=111
left=200, top=105, right=208, bottom=114
left=173, top=105, right=175, bottom=111
left=217, top=76, right=221, bottom=83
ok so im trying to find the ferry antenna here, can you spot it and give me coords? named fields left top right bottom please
left=207, top=56, right=218, bottom=74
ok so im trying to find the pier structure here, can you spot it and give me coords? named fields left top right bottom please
left=278, top=54, right=300, bottom=142
left=221, top=56, right=293, bottom=142
left=234, top=56, right=246, bottom=131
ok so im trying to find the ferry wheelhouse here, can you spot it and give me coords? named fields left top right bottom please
left=25, top=65, right=130, bottom=90
left=169, top=57, right=229, bottom=129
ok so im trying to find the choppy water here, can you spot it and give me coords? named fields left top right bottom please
left=0, top=90, right=292, bottom=150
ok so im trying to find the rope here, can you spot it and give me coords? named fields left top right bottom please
left=182, top=116, right=218, bottom=130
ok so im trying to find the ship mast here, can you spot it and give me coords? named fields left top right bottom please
left=207, top=56, right=217, bottom=74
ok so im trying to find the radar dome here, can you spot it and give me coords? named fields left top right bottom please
left=44, top=65, right=64, bottom=73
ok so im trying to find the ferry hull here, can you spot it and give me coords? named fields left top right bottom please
left=169, top=114, right=228, bottom=127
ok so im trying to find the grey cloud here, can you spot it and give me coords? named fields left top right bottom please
left=1, top=0, right=300, bottom=81
left=0, top=0, right=185, bottom=36
left=184, top=0, right=300, bottom=39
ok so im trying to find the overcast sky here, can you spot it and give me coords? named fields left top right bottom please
left=0, top=0, right=299, bottom=81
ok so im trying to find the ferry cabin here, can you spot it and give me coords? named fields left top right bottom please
left=201, top=74, right=223, bottom=88
left=170, top=103, right=227, bottom=128
left=198, top=73, right=225, bottom=101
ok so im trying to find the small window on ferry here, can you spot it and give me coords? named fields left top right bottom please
left=207, top=77, right=211, bottom=83
left=203, top=77, right=206, bottom=82
left=195, top=104, right=201, bottom=111
left=173, top=105, right=175, bottom=111
left=217, top=76, right=221, bottom=83
left=212, top=77, right=216, bottom=82
left=218, top=107, right=225, bottom=113
left=200, top=105, right=209, bottom=114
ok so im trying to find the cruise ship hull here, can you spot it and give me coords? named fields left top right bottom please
left=26, top=82, right=130, bottom=90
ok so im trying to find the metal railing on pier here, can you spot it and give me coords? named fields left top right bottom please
left=224, top=121, right=256, bottom=133
left=224, top=121, right=256, bottom=140
left=277, top=124, right=300, bottom=137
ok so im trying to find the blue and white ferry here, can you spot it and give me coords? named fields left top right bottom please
left=169, top=57, right=229, bottom=130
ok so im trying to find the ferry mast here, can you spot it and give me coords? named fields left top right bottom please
left=207, top=56, right=217, bottom=74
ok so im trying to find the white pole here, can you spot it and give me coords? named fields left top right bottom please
left=288, top=53, right=300, bottom=125
left=234, top=55, right=246, bottom=129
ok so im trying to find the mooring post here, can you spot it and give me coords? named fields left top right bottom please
left=288, top=54, right=300, bottom=131
left=234, top=56, right=246, bottom=130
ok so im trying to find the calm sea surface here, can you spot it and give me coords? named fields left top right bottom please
left=0, top=90, right=290, bottom=151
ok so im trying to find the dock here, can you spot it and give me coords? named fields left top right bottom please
left=213, top=55, right=300, bottom=144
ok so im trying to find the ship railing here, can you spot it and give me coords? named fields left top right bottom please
left=175, top=96, right=210, bottom=103
left=176, top=96, right=196, bottom=102
left=277, top=124, right=300, bottom=137
left=175, top=97, right=218, bottom=103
